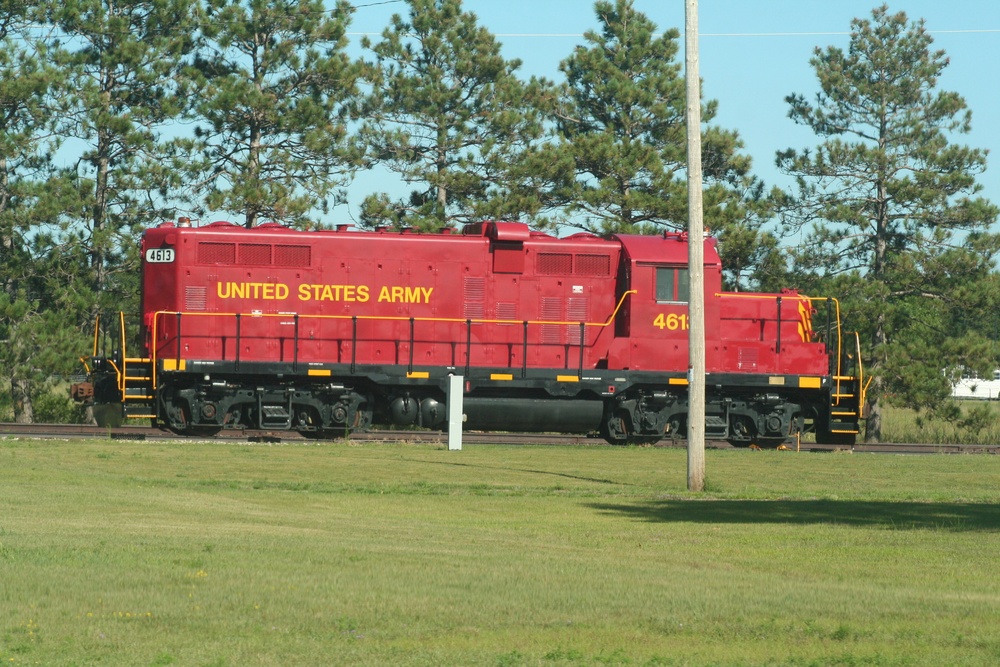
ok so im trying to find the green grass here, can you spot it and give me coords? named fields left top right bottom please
left=2, top=439, right=999, bottom=666
left=881, top=400, right=1000, bottom=445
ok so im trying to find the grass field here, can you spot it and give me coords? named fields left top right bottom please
left=2, top=438, right=999, bottom=666
left=880, top=401, right=1000, bottom=444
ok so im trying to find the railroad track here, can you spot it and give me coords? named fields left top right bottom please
left=0, top=422, right=997, bottom=454
left=0, top=423, right=609, bottom=446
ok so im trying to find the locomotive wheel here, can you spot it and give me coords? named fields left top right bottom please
left=599, top=414, right=629, bottom=445
left=599, top=412, right=662, bottom=446
left=353, top=399, right=374, bottom=431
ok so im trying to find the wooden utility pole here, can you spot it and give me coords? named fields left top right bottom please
left=684, top=0, right=706, bottom=492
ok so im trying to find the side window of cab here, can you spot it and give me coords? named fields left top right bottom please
left=656, top=266, right=689, bottom=303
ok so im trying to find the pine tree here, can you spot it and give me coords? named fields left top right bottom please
left=548, top=0, right=761, bottom=241
left=777, top=5, right=1000, bottom=442
left=46, top=0, right=199, bottom=303
left=358, top=0, right=552, bottom=231
left=188, top=0, right=362, bottom=229
left=0, top=2, right=101, bottom=422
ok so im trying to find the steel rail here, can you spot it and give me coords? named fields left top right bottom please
left=0, top=423, right=997, bottom=454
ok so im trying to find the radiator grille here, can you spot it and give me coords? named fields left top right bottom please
left=238, top=243, right=272, bottom=266
left=275, top=244, right=311, bottom=267
left=537, top=253, right=572, bottom=275
left=575, top=254, right=610, bottom=276
left=198, top=242, right=236, bottom=264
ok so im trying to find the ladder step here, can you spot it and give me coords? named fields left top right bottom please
left=829, top=422, right=859, bottom=433
left=123, top=404, right=155, bottom=418
left=260, top=405, right=291, bottom=428
left=704, top=415, right=728, bottom=438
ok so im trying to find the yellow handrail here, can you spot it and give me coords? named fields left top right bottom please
left=804, top=296, right=844, bottom=379
left=714, top=293, right=864, bottom=405
left=118, top=312, right=128, bottom=396
left=91, top=313, right=101, bottom=356
left=146, top=289, right=638, bottom=391
left=854, top=331, right=870, bottom=415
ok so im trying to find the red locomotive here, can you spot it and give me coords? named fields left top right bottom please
left=72, top=219, right=867, bottom=446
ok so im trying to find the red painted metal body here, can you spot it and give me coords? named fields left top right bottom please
left=139, top=220, right=827, bottom=378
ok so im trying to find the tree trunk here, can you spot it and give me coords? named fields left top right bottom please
left=12, top=376, right=33, bottom=424
left=246, top=120, right=262, bottom=228
left=864, top=389, right=881, bottom=444
left=865, top=176, right=889, bottom=444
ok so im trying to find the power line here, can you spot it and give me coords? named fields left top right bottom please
left=343, top=28, right=1000, bottom=39
left=698, top=29, right=1000, bottom=37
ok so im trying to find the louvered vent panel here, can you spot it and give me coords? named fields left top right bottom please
left=275, top=245, right=311, bottom=267
left=185, top=286, right=207, bottom=311
left=567, top=297, right=588, bottom=344
left=537, top=253, right=572, bottom=275
left=575, top=254, right=610, bottom=276
left=496, top=302, right=517, bottom=325
left=198, top=242, right=236, bottom=264
left=464, top=277, right=485, bottom=319
left=540, top=297, right=563, bottom=344
left=239, top=243, right=272, bottom=266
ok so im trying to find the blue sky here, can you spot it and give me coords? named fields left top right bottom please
left=340, top=0, right=1000, bottom=229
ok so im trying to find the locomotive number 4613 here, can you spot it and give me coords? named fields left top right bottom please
left=653, top=312, right=689, bottom=331
left=145, top=248, right=175, bottom=263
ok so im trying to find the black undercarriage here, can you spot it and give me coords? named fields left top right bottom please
left=77, top=358, right=859, bottom=447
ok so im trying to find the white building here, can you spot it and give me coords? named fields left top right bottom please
left=951, top=370, right=1000, bottom=400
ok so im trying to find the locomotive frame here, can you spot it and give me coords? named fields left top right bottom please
left=72, top=220, right=868, bottom=447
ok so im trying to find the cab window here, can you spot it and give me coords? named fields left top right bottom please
left=656, top=267, right=689, bottom=303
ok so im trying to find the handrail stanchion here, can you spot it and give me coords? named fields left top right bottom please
left=351, top=316, right=357, bottom=374
left=522, top=321, right=528, bottom=378
left=408, top=317, right=415, bottom=373
left=775, top=296, right=782, bottom=355
left=235, top=313, right=241, bottom=371
left=293, top=314, right=299, bottom=372
left=465, top=319, right=472, bottom=376
left=175, top=312, right=182, bottom=370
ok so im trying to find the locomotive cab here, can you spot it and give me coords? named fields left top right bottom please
left=606, top=232, right=723, bottom=371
